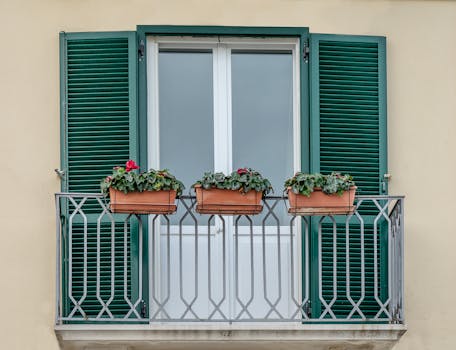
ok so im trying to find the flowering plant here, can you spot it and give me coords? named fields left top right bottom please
left=284, top=172, right=355, bottom=197
left=193, top=168, right=273, bottom=195
left=125, top=160, right=139, bottom=172
left=101, top=160, right=185, bottom=196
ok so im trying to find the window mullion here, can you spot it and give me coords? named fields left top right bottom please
left=213, top=44, right=231, bottom=174
left=146, top=38, right=160, bottom=170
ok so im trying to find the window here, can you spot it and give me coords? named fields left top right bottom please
left=146, top=36, right=300, bottom=318
left=147, top=37, right=299, bottom=216
left=59, top=27, right=388, bottom=322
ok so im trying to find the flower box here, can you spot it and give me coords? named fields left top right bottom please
left=194, top=185, right=263, bottom=215
left=101, top=160, right=184, bottom=215
left=287, top=186, right=357, bottom=216
left=192, top=168, right=271, bottom=215
left=284, top=172, right=356, bottom=216
left=109, top=188, right=177, bottom=215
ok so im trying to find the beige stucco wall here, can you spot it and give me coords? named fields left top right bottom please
left=0, top=0, right=455, bottom=349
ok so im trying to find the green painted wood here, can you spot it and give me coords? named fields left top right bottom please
left=60, top=31, right=142, bottom=321
left=309, top=33, right=388, bottom=320
left=137, top=25, right=309, bottom=37
left=310, top=34, right=387, bottom=195
left=61, top=32, right=138, bottom=197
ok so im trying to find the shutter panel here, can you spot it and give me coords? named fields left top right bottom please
left=309, top=34, right=388, bottom=320
left=310, top=34, right=387, bottom=195
left=61, top=31, right=138, bottom=195
left=60, top=32, right=140, bottom=320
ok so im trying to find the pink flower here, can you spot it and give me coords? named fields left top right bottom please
left=237, top=168, right=248, bottom=175
left=125, top=160, right=139, bottom=172
left=105, top=176, right=112, bottom=182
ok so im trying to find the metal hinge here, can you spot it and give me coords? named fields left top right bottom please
left=303, top=41, right=310, bottom=63
left=54, top=168, right=65, bottom=180
left=138, top=40, right=145, bottom=61
left=381, top=173, right=391, bottom=193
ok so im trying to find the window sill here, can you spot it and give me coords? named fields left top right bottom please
left=55, top=323, right=406, bottom=350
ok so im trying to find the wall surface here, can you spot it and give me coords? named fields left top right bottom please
left=0, top=0, right=455, bottom=349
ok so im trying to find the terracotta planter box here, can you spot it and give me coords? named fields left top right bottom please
left=194, top=185, right=263, bottom=215
left=109, top=188, right=177, bottom=214
left=287, top=186, right=357, bottom=216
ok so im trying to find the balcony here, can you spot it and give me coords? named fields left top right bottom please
left=54, top=192, right=406, bottom=349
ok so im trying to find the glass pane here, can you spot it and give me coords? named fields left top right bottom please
left=231, top=52, right=294, bottom=224
left=158, top=50, right=214, bottom=223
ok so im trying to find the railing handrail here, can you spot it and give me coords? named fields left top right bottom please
left=55, top=192, right=405, bottom=200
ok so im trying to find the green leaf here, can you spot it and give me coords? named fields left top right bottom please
left=191, top=168, right=273, bottom=196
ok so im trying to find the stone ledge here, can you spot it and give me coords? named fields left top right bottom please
left=55, top=323, right=407, bottom=350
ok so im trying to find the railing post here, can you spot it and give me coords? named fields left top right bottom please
left=389, top=199, right=396, bottom=323
left=398, top=198, right=405, bottom=322
left=387, top=197, right=404, bottom=324
left=55, top=194, right=62, bottom=325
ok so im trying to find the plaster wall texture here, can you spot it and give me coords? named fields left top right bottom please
left=0, top=1, right=454, bottom=349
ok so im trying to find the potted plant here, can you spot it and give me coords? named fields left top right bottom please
left=284, top=172, right=356, bottom=215
left=192, top=168, right=273, bottom=215
left=101, top=160, right=185, bottom=214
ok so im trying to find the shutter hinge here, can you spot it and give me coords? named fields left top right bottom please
left=138, top=40, right=145, bottom=61
left=54, top=168, right=65, bottom=180
left=381, top=173, right=391, bottom=193
left=303, top=41, right=310, bottom=63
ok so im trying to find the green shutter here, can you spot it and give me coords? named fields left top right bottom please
left=310, top=34, right=387, bottom=194
left=60, top=31, right=138, bottom=194
left=308, top=34, right=388, bottom=320
left=60, top=32, right=141, bottom=320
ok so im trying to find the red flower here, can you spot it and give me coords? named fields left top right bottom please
left=237, top=168, right=248, bottom=175
left=125, top=160, right=139, bottom=172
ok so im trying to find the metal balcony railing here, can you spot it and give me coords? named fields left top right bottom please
left=55, top=192, right=404, bottom=324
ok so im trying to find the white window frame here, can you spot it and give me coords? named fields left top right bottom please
left=146, top=35, right=301, bottom=175
left=146, top=36, right=302, bottom=321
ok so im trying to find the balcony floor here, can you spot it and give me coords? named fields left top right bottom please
left=55, top=323, right=407, bottom=350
